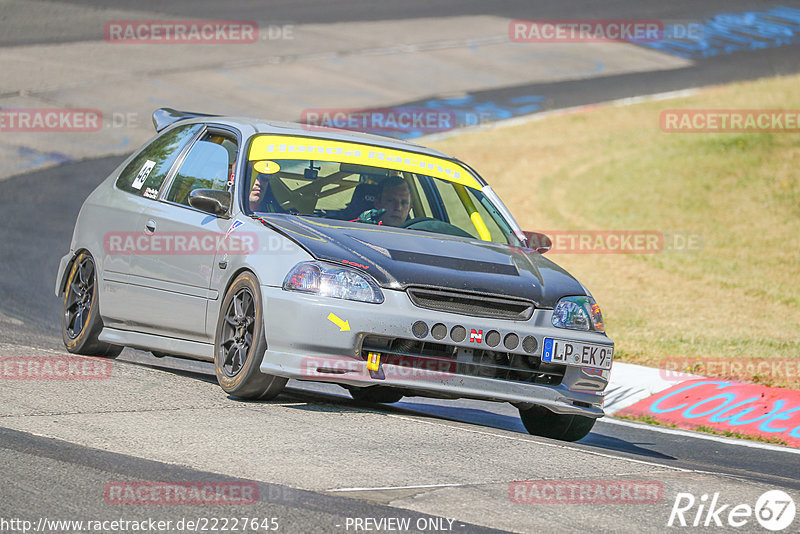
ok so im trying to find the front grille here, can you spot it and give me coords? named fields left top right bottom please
left=406, top=287, right=534, bottom=321
left=361, top=335, right=564, bottom=386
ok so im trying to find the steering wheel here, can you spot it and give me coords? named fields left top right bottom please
left=399, top=216, right=438, bottom=229
left=399, top=217, right=476, bottom=239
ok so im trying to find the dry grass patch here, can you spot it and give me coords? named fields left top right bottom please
left=430, top=75, right=800, bottom=388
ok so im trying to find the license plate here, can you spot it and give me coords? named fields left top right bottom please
left=542, top=338, right=613, bottom=370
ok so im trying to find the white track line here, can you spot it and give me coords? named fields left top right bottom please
left=329, top=483, right=465, bottom=492
left=420, top=88, right=700, bottom=142
left=603, top=417, right=800, bottom=455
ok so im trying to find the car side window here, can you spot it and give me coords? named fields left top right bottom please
left=116, top=124, right=203, bottom=197
left=166, top=132, right=238, bottom=207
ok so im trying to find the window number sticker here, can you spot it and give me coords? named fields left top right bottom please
left=131, top=160, right=156, bottom=190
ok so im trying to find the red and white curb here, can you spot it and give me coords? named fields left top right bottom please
left=605, top=362, right=800, bottom=449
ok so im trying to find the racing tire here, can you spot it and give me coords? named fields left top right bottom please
left=518, top=405, right=596, bottom=442
left=348, top=386, right=404, bottom=404
left=61, top=252, right=123, bottom=358
left=214, top=272, right=287, bottom=400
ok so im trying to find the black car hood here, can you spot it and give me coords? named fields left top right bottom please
left=259, top=215, right=585, bottom=308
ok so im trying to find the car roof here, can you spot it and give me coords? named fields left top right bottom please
left=152, top=108, right=453, bottom=159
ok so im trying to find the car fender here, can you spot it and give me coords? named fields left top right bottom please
left=205, top=220, right=313, bottom=336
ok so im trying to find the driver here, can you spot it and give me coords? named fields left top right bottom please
left=358, top=175, right=411, bottom=226
left=249, top=174, right=268, bottom=212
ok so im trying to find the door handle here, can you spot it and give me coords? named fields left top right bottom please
left=144, top=219, right=157, bottom=234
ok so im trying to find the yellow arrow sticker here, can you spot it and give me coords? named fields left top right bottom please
left=327, top=312, right=350, bottom=332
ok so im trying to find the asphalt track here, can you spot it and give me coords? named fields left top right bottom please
left=2, top=1, right=800, bottom=533
left=1, top=0, right=790, bottom=46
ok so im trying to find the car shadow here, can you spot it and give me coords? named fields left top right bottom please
left=120, top=356, right=675, bottom=461
left=578, top=431, right=675, bottom=460
left=278, top=386, right=676, bottom=461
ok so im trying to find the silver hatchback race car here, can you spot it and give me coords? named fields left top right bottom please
left=56, top=108, right=613, bottom=441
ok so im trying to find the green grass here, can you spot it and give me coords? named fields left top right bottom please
left=431, top=75, right=800, bottom=388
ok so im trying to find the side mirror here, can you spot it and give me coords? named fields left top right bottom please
left=188, top=189, right=231, bottom=216
left=522, top=231, right=552, bottom=254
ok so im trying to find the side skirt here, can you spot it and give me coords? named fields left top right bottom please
left=98, top=327, right=214, bottom=361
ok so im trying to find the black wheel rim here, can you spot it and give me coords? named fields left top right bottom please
left=219, top=287, right=256, bottom=378
left=64, top=256, right=95, bottom=339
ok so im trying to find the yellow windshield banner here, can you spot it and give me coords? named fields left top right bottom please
left=248, top=135, right=480, bottom=189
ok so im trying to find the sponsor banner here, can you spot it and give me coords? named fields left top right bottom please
left=1, top=356, right=111, bottom=380
left=104, top=481, right=258, bottom=505
left=248, top=135, right=480, bottom=189
left=661, top=110, right=800, bottom=133
left=620, top=379, right=800, bottom=448
left=509, top=480, right=663, bottom=504
left=104, top=20, right=259, bottom=44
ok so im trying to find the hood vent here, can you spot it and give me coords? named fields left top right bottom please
left=407, top=286, right=534, bottom=321
left=389, top=249, right=518, bottom=276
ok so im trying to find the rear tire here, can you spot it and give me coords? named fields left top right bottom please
left=348, top=386, right=404, bottom=404
left=214, top=272, right=287, bottom=400
left=518, top=405, right=596, bottom=442
left=61, top=252, right=122, bottom=358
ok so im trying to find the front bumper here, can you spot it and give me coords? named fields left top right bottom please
left=259, top=286, right=613, bottom=418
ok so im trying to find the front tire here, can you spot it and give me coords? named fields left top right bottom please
left=348, top=386, right=404, bottom=404
left=519, top=405, right=596, bottom=442
left=61, top=252, right=122, bottom=358
left=214, top=272, right=287, bottom=400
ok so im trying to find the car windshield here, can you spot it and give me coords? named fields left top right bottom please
left=245, top=134, right=522, bottom=244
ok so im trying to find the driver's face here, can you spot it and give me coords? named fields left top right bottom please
left=375, top=184, right=411, bottom=226
left=249, top=176, right=267, bottom=211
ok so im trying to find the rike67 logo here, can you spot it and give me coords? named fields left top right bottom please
left=668, top=490, right=796, bottom=531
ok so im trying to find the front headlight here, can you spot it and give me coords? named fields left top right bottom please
left=282, top=261, right=384, bottom=304
left=552, top=296, right=604, bottom=332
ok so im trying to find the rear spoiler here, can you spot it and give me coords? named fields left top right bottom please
left=151, top=108, right=221, bottom=132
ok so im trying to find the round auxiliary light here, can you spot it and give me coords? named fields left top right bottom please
left=522, top=336, right=538, bottom=354
left=431, top=323, right=447, bottom=340
left=504, top=333, right=520, bottom=351
left=412, top=321, right=428, bottom=339
left=485, top=330, right=501, bottom=347
left=450, top=325, right=467, bottom=343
